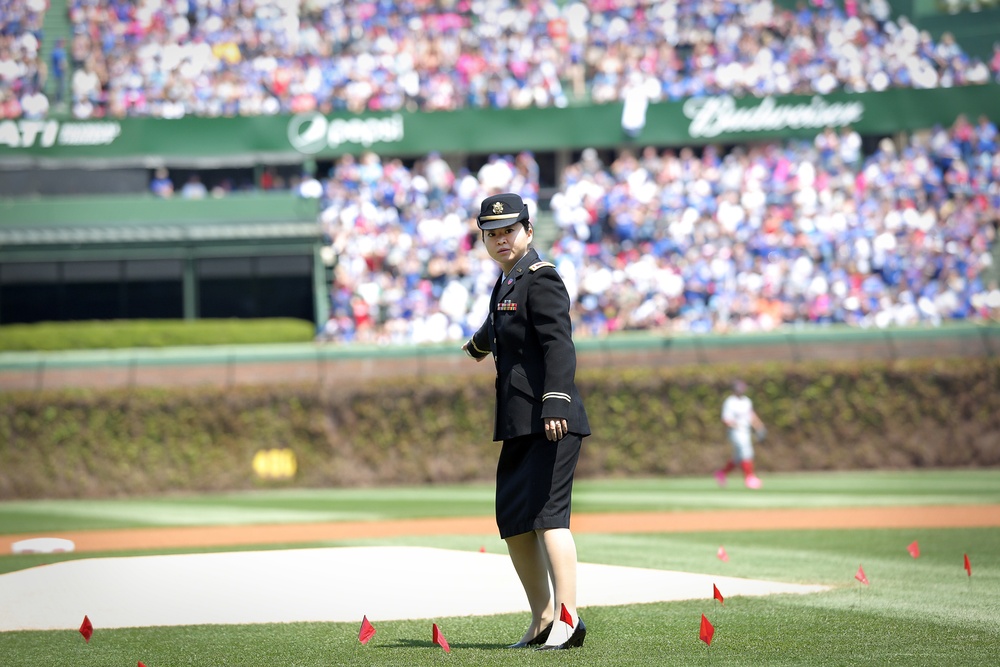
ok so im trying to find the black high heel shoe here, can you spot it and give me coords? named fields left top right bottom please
left=536, top=617, right=586, bottom=650
left=507, top=621, right=553, bottom=648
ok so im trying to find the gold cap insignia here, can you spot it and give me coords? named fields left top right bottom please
left=492, top=201, right=505, bottom=214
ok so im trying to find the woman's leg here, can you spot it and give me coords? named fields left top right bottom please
left=505, top=531, right=554, bottom=642
left=539, top=527, right=579, bottom=645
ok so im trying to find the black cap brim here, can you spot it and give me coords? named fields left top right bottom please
left=477, top=205, right=529, bottom=230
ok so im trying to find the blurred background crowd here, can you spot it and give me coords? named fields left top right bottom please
left=2, top=0, right=999, bottom=119
left=312, top=113, right=999, bottom=343
left=1, top=0, right=997, bottom=343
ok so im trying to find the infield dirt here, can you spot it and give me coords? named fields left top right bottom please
left=3, top=505, right=998, bottom=555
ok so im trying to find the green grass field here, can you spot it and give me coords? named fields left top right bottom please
left=1, top=470, right=999, bottom=666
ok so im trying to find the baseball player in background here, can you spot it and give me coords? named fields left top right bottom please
left=715, top=379, right=766, bottom=489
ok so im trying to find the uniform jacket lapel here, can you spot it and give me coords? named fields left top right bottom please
left=492, top=249, right=538, bottom=323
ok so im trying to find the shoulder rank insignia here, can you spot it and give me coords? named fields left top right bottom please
left=529, top=261, right=555, bottom=272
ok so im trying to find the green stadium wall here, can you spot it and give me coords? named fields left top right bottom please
left=2, top=86, right=998, bottom=168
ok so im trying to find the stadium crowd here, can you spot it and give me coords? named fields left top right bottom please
left=0, top=0, right=50, bottom=118
left=546, top=115, right=1000, bottom=336
left=314, top=114, right=1000, bottom=344
left=2, top=1, right=997, bottom=343
left=2, top=0, right=998, bottom=119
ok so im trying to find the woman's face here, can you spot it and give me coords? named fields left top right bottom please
left=485, top=224, right=533, bottom=273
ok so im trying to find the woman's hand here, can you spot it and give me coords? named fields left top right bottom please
left=462, top=341, right=487, bottom=362
left=544, top=418, right=568, bottom=441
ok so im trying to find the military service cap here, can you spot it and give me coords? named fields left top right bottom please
left=477, top=193, right=530, bottom=230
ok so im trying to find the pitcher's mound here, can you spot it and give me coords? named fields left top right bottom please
left=0, top=546, right=828, bottom=631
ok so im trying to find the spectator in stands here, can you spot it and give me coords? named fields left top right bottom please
left=297, top=171, right=323, bottom=200
left=20, top=82, right=49, bottom=119
left=70, top=57, right=103, bottom=119
left=259, top=167, right=286, bottom=191
left=180, top=174, right=208, bottom=200
left=50, top=38, right=67, bottom=106
left=0, top=46, right=19, bottom=89
left=0, top=88, right=22, bottom=118
left=150, top=168, right=174, bottom=198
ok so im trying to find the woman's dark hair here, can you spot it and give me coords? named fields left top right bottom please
left=482, top=220, right=532, bottom=238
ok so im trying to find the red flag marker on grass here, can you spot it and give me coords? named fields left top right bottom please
left=717, top=546, right=729, bottom=562
left=138, top=662, right=147, bottom=667
left=358, top=615, right=376, bottom=645
left=432, top=623, right=451, bottom=653
left=79, top=615, right=93, bottom=643
left=713, top=583, right=725, bottom=605
left=560, top=603, right=574, bottom=628
left=964, top=553, right=972, bottom=577
left=907, top=541, right=920, bottom=558
left=855, top=565, right=869, bottom=585
left=699, top=614, right=715, bottom=646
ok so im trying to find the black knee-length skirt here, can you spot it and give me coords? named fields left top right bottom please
left=495, top=432, right=583, bottom=539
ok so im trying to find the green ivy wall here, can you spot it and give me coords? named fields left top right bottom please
left=2, top=358, right=997, bottom=499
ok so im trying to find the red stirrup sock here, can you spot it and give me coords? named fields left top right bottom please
left=741, top=460, right=755, bottom=478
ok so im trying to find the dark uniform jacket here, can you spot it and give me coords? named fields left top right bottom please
left=466, top=248, right=591, bottom=442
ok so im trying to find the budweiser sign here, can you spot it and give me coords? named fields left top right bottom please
left=683, top=95, right=864, bottom=139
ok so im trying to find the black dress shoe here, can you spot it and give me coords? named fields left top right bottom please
left=507, top=621, right=553, bottom=648
left=536, top=617, right=586, bottom=650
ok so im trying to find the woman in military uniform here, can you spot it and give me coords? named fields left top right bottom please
left=463, top=193, right=590, bottom=651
